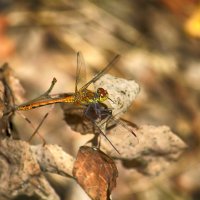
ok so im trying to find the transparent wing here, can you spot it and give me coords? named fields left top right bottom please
left=100, top=117, right=139, bottom=156
left=75, top=52, right=87, bottom=95
left=81, top=54, right=120, bottom=90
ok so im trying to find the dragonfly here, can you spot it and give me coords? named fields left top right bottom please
left=15, top=52, right=128, bottom=152
left=16, top=52, right=119, bottom=111
left=15, top=53, right=139, bottom=154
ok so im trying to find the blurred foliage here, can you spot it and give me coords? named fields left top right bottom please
left=0, top=0, right=200, bottom=200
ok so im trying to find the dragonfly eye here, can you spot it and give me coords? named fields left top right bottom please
left=97, top=88, right=108, bottom=102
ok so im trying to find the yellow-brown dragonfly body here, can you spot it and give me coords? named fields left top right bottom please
left=17, top=88, right=108, bottom=111
left=16, top=52, right=118, bottom=111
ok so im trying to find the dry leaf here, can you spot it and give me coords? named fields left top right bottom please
left=31, top=143, right=75, bottom=177
left=0, top=63, right=24, bottom=138
left=0, top=139, right=60, bottom=200
left=3, top=65, right=25, bottom=105
left=0, top=63, right=25, bottom=109
left=94, top=74, right=140, bottom=117
left=101, top=125, right=187, bottom=176
left=62, top=104, right=94, bottom=134
left=73, top=146, right=118, bottom=200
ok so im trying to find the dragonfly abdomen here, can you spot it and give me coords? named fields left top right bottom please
left=17, top=96, right=75, bottom=111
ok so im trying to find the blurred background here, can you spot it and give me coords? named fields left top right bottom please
left=1, top=0, right=200, bottom=199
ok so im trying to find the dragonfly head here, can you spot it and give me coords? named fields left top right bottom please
left=97, top=88, right=108, bottom=102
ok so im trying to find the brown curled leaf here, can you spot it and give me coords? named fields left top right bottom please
left=0, top=63, right=25, bottom=114
left=62, top=104, right=94, bottom=134
left=73, top=146, right=118, bottom=200
left=0, top=63, right=24, bottom=138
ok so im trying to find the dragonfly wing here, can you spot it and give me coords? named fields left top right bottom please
left=81, top=54, right=120, bottom=90
left=75, top=52, right=86, bottom=96
left=100, top=118, right=139, bottom=157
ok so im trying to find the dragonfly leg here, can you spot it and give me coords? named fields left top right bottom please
left=83, top=104, right=120, bottom=154
left=94, top=103, right=102, bottom=119
left=83, top=103, right=99, bottom=121
left=93, top=120, right=120, bottom=155
left=17, top=111, right=46, bottom=145
left=28, top=112, right=49, bottom=146
left=28, top=104, right=54, bottom=145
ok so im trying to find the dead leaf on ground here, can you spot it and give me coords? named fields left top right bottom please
left=62, top=104, right=94, bottom=134
left=73, top=146, right=118, bottom=200
left=0, top=139, right=60, bottom=200
left=0, top=63, right=24, bottom=139
left=101, top=124, right=187, bottom=176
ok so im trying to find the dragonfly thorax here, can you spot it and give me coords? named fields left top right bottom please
left=75, top=88, right=108, bottom=105
left=97, top=88, right=108, bottom=102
